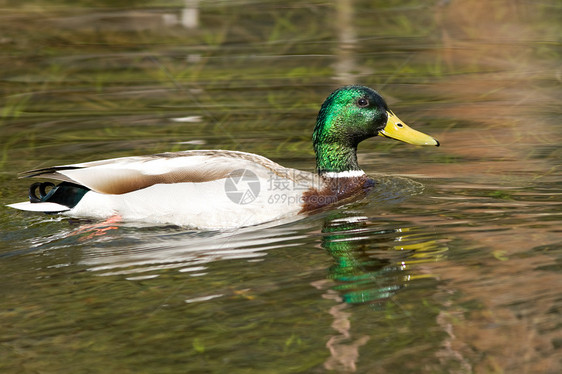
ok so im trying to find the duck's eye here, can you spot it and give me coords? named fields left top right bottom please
left=357, top=98, right=369, bottom=108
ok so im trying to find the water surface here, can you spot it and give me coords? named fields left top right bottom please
left=1, top=1, right=561, bottom=373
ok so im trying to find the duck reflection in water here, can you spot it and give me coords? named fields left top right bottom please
left=313, top=211, right=446, bottom=372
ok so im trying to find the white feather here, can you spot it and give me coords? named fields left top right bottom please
left=67, top=178, right=308, bottom=229
left=321, top=170, right=365, bottom=178
left=7, top=201, right=70, bottom=212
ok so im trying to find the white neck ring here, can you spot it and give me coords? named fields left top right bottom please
left=321, top=170, right=365, bottom=178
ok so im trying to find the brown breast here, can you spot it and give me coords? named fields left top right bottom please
left=300, top=175, right=375, bottom=213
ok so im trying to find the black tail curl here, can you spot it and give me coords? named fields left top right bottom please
left=28, top=181, right=90, bottom=209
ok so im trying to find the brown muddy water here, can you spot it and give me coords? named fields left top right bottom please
left=0, top=1, right=560, bottom=373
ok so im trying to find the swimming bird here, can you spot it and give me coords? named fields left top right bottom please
left=8, top=86, right=439, bottom=229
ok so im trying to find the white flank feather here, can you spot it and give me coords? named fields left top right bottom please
left=67, top=178, right=307, bottom=229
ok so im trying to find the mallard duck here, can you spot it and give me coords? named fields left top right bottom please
left=8, top=86, right=438, bottom=229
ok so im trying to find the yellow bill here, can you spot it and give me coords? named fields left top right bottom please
left=378, top=111, right=439, bottom=146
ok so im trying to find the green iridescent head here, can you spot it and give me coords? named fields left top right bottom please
left=313, top=85, right=439, bottom=175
